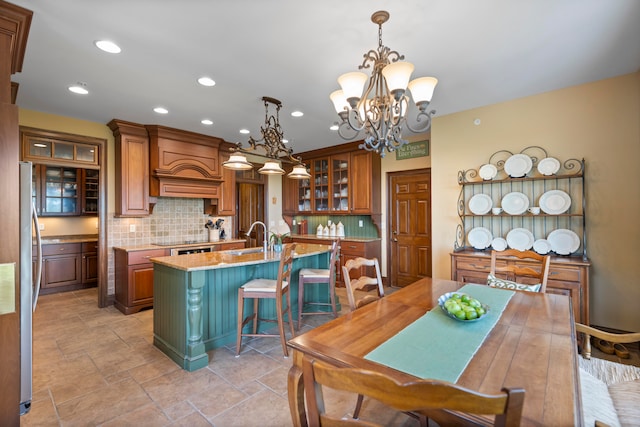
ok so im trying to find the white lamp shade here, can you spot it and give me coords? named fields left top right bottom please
left=338, top=72, right=368, bottom=100
left=329, top=90, right=349, bottom=114
left=408, top=76, right=438, bottom=104
left=287, top=164, right=311, bottom=179
left=381, top=61, right=414, bottom=92
left=222, top=154, right=253, bottom=170
left=258, top=161, right=285, bottom=175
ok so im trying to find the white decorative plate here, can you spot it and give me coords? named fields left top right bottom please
left=479, top=164, right=498, bottom=180
left=468, top=194, right=493, bottom=215
left=547, top=229, right=580, bottom=255
left=506, top=228, right=535, bottom=251
left=539, top=190, right=571, bottom=214
left=533, top=239, right=552, bottom=255
left=501, top=192, right=530, bottom=215
left=504, top=154, right=533, bottom=178
left=491, top=237, right=508, bottom=251
left=537, top=157, right=560, bottom=176
left=468, top=227, right=493, bottom=250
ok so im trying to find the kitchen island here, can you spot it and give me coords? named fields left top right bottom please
left=150, top=243, right=333, bottom=371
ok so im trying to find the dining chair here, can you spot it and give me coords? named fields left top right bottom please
left=489, top=249, right=550, bottom=292
left=236, top=242, right=296, bottom=357
left=341, top=256, right=385, bottom=311
left=575, top=323, right=640, bottom=427
left=302, top=355, right=526, bottom=427
left=341, top=256, right=385, bottom=419
left=297, top=241, right=340, bottom=331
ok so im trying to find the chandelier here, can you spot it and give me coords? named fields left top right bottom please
left=330, top=10, right=438, bottom=157
left=222, top=96, right=310, bottom=179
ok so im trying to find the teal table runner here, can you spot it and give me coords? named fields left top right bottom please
left=364, top=284, right=515, bottom=383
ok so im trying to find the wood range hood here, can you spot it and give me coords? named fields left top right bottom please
left=146, top=125, right=227, bottom=199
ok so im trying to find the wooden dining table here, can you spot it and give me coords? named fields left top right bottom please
left=287, top=277, right=582, bottom=427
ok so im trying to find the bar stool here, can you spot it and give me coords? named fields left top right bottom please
left=297, top=241, right=340, bottom=331
left=236, top=243, right=296, bottom=357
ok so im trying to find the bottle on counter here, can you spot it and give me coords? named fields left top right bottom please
left=323, top=225, right=329, bottom=236
left=316, top=224, right=323, bottom=237
left=329, top=222, right=336, bottom=237
left=337, top=221, right=345, bottom=237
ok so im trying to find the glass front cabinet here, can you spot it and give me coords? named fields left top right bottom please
left=294, top=155, right=350, bottom=213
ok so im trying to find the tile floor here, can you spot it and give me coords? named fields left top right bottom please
left=20, top=287, right=418, bottom=427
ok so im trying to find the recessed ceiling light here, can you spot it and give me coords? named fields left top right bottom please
left=94, top=40, right=121, bottom=54
left=329, top=124, right=339, bottom=131
left=282, top=139, right=289, bottom=144
left=239, top=129, right=250, bottom=134
left=68, top=82, right=89, bottom=95
left=153, top=107, right=169, bottom=114
left=201, top=119, right=213, bottom=125
left=197, top=77, right=216, bottom=87
left=291, top=111, right=304, bottom=117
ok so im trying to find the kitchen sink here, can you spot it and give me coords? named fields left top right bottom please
left=223, top=247, right=264, bottom=256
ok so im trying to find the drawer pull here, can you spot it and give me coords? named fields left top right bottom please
left=143, top=256, right=152, bottom=259
left=469, top=263, right=486, bottom=270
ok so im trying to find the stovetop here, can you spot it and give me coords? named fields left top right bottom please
left=152, top=240, right=209, bottom=247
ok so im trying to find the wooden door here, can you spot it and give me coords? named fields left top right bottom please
left=388, top=169, right=432, bottom=287
left=237, top=182, right=265, bottom=248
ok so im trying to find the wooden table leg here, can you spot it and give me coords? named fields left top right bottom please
left=287, top=349, right=308, bottom=427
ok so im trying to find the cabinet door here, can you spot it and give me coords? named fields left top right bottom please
left=313, top=159, right=329, bottom=212
left=331, top=155, right=349, bottom=212
left=81, top=241, right=98, bottom=285
left=42, top=254, right=81, bottom=289
left=41, top=165, right=80, bottom=216
left=128, top=264, right=154, bottom=306
left=218, top=150, right=237, bottom=215
left=108, top=120, right=150, bottom=217
left=350, top=150, right=373, bottom=214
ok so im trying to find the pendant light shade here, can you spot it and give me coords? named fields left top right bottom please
left=222, top=154, right=253, bottom=170
left=258, top=160, right=285, bottom=175
left=287, top=164, right=311, bottom=179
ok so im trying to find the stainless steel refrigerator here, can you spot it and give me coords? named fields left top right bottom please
left=19, top=161, right=42, bottom=415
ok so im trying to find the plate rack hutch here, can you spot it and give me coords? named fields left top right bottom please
left=450, top=146, right=590, bottom=326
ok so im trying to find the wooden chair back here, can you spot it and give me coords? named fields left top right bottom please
left=490, top=249, right=551, bottom=292
left=341, top=257, right=384, bottom=311
left=276, top=242, right=296, bottom=296
left=302, top=355, right=525, bottom=427
left=576, top=323, right=640, bottom=360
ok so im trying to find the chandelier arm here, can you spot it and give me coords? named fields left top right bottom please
left=405, top=108, right=436, bottom=133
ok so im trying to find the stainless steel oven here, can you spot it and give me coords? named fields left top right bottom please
left=170, top=245, right=213, bottom=256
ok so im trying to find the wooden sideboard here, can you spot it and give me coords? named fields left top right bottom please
left=450, top=249, right=590, bottom=325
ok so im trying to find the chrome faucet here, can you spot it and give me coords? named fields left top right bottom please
left=246, top=221, right=268, bottom=253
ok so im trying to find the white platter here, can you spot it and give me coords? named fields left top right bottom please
left=504, top=154, right=533, bottom=178
left=537, top=157, right=560, bottom=176
left=468, top=194, right=493, bottom=215
left=468, top=227, right=493, bottom=250
left=533, top=239, right=552, bottom=255
left=479, top=164, right=498, bottom=180
left=491, top=237, right=508, bottom=251
left=547, top=229, right=580, bottom=255
left=501, top=192, right=530, bottom=215
left=506, top=228, right=535, bottom=251
left=539, top=190, right=571, bottom=214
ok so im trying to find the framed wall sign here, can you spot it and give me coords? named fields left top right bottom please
left=396, top=140, right=429, bottom=160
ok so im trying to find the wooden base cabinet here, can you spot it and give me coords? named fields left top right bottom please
left=36, top=241, right=99, bottom=295
left=451, top=250, right=590, bottom=325
left=115, top=248, right=169, bottom=315
left=82, top=241, right=98, bottom=285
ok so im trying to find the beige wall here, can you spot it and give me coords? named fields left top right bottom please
left=431, top=72, right=640, bottom=331
left=18, top=71, right=640, bottom=331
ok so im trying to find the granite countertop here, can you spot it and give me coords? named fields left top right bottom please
left=113, top=238, right=247, bottom=252
left=38, top=234, right=99, bottom=245
left=288, top=234, right=380, bottom=242
left=150, top=243, right=331, bottom=272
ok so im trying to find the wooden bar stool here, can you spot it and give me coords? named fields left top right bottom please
left=297, top=241, right=340, bottom=331
left=236, top=243, right=296, bottom=357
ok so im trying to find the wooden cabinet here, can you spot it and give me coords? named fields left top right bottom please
left=21, top=126, right=100, bottom=167
left=38, top=241, right=99, bottom=295
left=114, top=248, right=169, bottom=315
left=108, top=119, right=151, bottom=217
left=31, top=164, right=99, bottom=217
left=40, top=243, right=82, bottom=293
left=283, top=141, right=380, bottom=216
left=217, top=147, right=237, bottom=215
left=450, top=250, right=590, bottom=325
left=81, top=241, right=98, bottom=285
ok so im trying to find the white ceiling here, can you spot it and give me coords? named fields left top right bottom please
left=10, top=0, right=640, bottom=153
